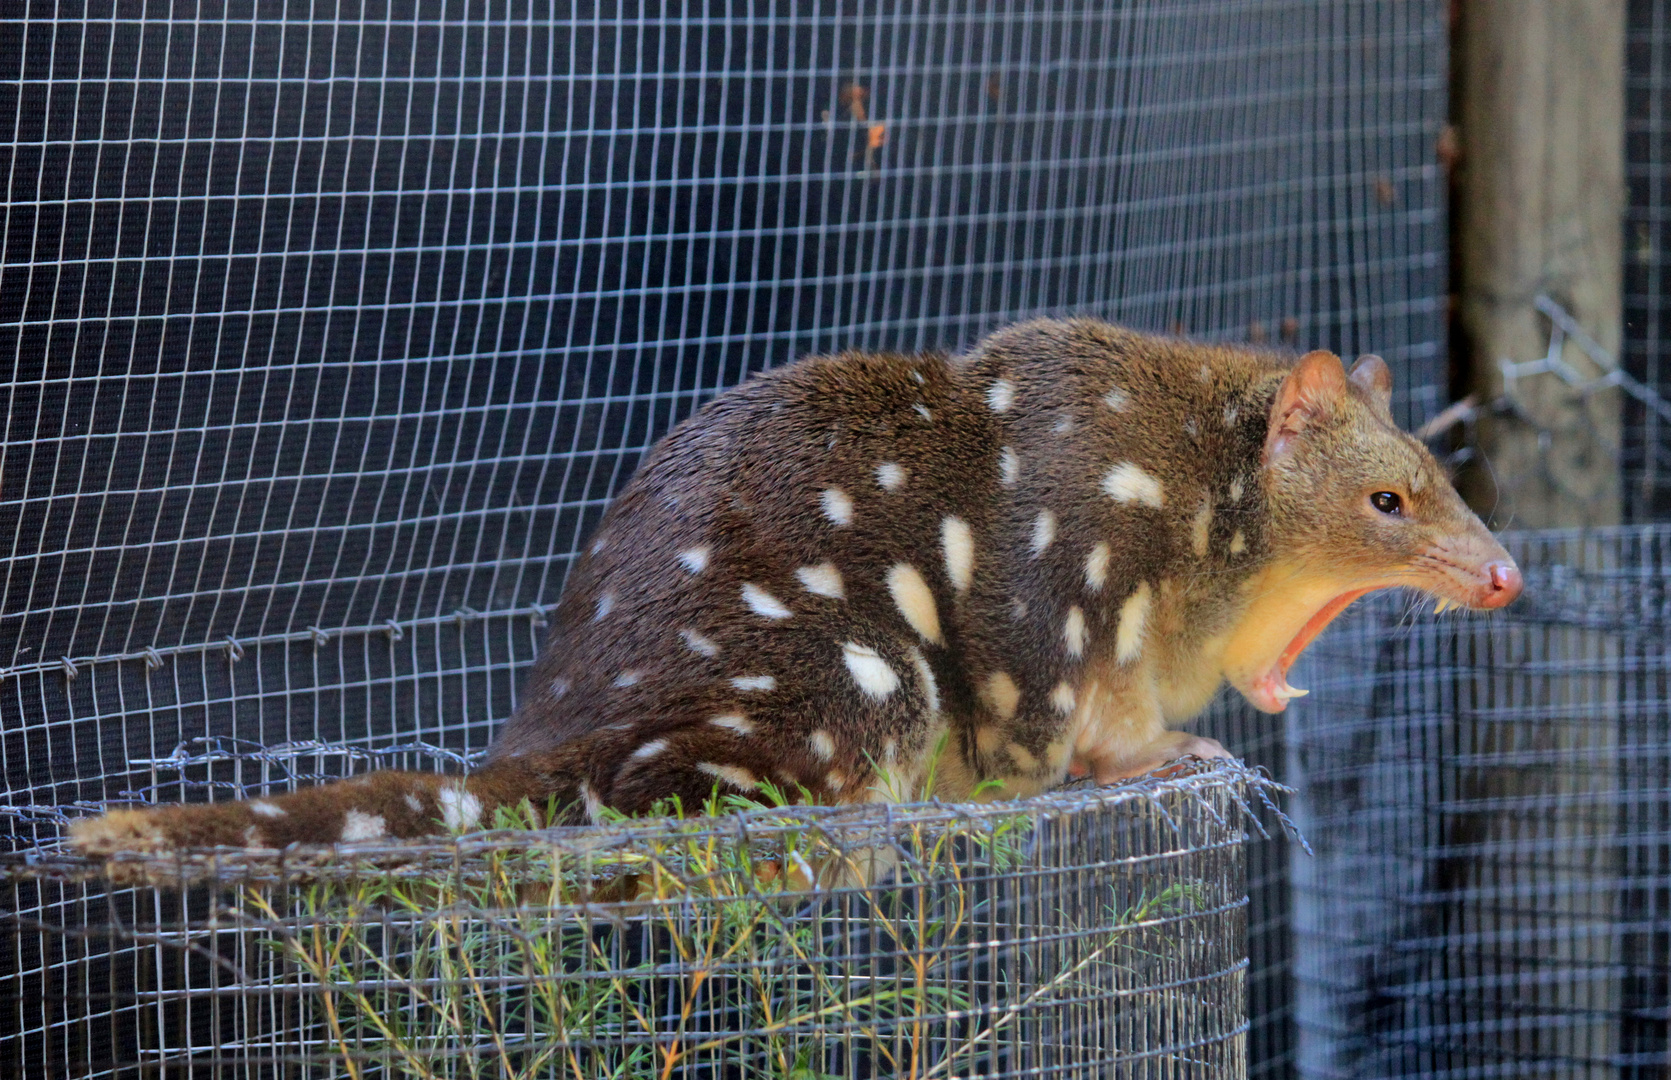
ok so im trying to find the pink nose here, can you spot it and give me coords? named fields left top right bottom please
left=1479, top=560, right=1523, bottom=608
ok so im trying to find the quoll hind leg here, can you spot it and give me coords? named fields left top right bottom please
left=67, top=757, right=564, bottom=857
left=1068, top=730, right=1234, bottom=785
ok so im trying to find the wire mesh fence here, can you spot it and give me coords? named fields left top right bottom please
left=1, top=3, right=1450, bottom=1076
left=1627, top=0, right=1671, bottom=519
left=1288, top=527, right=1671, bottom=1079
left=3, top=761, right=1275, bottom=1079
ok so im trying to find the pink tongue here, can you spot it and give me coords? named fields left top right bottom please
left=1251, top=588, right=1376, bottom=712
left=1278, top=588, right=1374, bottom=672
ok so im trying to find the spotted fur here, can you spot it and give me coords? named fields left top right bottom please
left=70, top=319, right=1520, bottom=859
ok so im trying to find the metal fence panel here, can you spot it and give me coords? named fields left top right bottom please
left=0, top=4, right=1449, bottom=1076
left=1291, top=527, right=1671, bottom=1078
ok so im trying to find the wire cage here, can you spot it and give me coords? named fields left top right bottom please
left=3, top=762, right=1274, bottom=1079
left=1288, top=527, right=1671, bottom=1079
left=1, top=3, right=1449, bottom=1077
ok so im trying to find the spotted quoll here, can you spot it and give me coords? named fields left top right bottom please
left=71, top=318, right=1522, bottom=856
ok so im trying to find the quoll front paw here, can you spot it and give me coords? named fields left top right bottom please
left=1144, top=736, right=1234, bottom=780
left=1069, top=733, right=1234, bottom=784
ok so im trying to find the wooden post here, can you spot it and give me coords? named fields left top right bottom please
left=1450, top=9, right=1624, bottom=1078
left=1453, top=0, right=1625, bottom=528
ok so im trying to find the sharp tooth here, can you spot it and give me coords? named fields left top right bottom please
left=1273, top=679, right=1310, bottom=702
left=1434, top=598, right=1450, bottom=615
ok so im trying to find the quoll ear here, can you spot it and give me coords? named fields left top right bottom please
left=1348, top=353, right=1393, bottom=415
left=1264, top=350, right=1347, bottom=463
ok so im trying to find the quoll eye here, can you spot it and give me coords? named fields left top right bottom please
left=1371, top=491, right=1403, bottom=516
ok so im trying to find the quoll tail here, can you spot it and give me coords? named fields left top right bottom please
left=68, top=750, right=588, bottom=858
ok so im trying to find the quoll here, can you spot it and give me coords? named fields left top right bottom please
left=71, top=318, right=1522, bottom=856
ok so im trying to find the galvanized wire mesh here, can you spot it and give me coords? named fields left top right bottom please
left=1, top=3, right=1450, bottom=1076
left=1288, top=527, right=1671, bottom=1078
left=3, top=761, right=1275, bottom=1079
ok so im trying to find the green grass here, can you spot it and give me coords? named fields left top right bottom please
left=238, top=775, right=1208, bottom=1080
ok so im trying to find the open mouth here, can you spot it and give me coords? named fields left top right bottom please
left=1245, top=587, right=1374, bottom=712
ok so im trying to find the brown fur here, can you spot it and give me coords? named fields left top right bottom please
left=69, top=319, right=1521, bottom=861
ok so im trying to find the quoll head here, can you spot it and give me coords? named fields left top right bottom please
left=1226, top=349, right=1522, bottom=713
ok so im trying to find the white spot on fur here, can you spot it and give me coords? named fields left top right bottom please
left=1053, top=413, right=1074, bottom=434
left=678, top=546, right=711, bottom=574
left=1086, top=542, right=1111, bottom=592
left=809, top=730, right=836, bottom=761
left=941, top=516, right=974, bottom=594
left=981, top=671, right=1021, bottom=721
left=1199, top=363, right=1212, bottom=382
left=697, top=763, right=758, bottom=790
left=731, top=675, right=777, bottom=692
left=842, top=641, right=900, bottom=699
left=438, top=786, right=482, bottom=831
left=1047, top=734, right=1074, bottom=771
left=914, top=403, right=932, bottom=421
left=795, top=562, right=845, bottom=599
left=1051, top=681, right=1077, bottom=715
left=875, top=462, right=907, bottom=490
left=1102, top=462, right=1165, bottom=508
left=1183, top=417, right=1199, bottom=438
left=1192, top=502, right=1212, bottom=557
left=681, top=629, right=719, bottom=657
left=613, top=670, right=642, bottom=688
left=906, top=645, right=940, bottom=712
left=1230, top=530, right=1248, bottom=555
left=1228, top=477, right=1245, bottom=502
left=1007, top=743, right=1040, bottom=772
left=1223, top=403, right=1239, bottom=426
left=912, top=369, right=926, bottom=384
left=887, top=563, right=943, bottom=643
left=1116, top=582, right=1152, bottom=664
left=631, top=739, right=668, bottom=761
left=579, top=780, right=603, bottom=823
left=882, top=738, right=899, bottom=766
left=404, top=794, right=424, bottom=812
left=591, top=537, right=607, bottom=555
left=551, top=677, right=570, bottom=699
left=742, top=583, right=792, bottom=619
left=1103, top=385, right=1129, bottom=411
left=1030, top=510, right=1057, bottom=556
left=341, top=809, right=386, bottom=842
left=250, top=800, right=285, bottom=818
left=821, top=488, right=854, bottom=526
left=987, top=378, right=1015, bottom=413
left=999, top=446, right=1020, bottom=485
left=1011, top=598, right=1029, bottom=620
left=1064, top=606, right=1087, bottom=658
left=710, top=713, right=754, bottom=735
left=594, top=591, right=615, bottom=620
